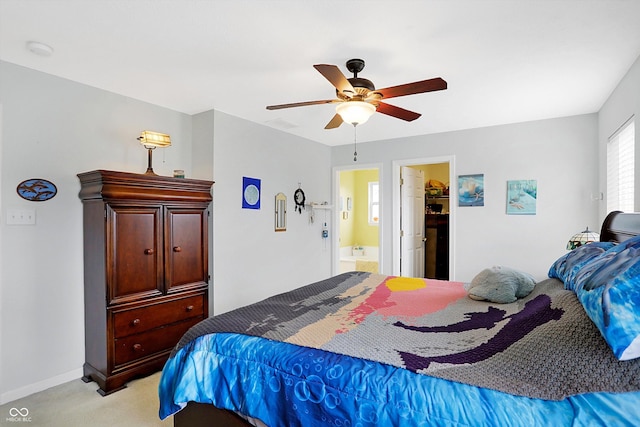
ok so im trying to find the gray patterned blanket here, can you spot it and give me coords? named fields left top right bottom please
left=174, top=272, right=640, bottom=400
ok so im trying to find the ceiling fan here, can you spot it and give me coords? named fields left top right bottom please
left=266, top=58, right=447, bottom=129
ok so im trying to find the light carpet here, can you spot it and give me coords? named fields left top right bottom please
left=0, top=373, right=171, bottom=426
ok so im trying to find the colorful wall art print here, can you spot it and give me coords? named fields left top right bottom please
left=506, top=179, right=537, bottom=215
left=458, top=174, right=484, bottom=207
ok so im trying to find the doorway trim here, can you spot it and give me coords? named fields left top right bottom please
left=332, top=162, right=384, bottom=276
left=392, top=155, right=456, bottom=278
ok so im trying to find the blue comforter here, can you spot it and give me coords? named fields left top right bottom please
left=159, top=333, right=640, bottom=426
left=159, top=272, right=640, bottom=426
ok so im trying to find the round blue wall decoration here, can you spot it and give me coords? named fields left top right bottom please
left=242, top=177, right=261, bottom=209
left=17, top=178, right=57, bottom=201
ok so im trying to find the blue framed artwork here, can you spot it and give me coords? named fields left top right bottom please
left=242, top=177, right=261, bottom=209
left=17, top=178, right=57, bottom=201
left=458, top=174, right=484, bottom=207
left=506, top=179, right=537, bottom=215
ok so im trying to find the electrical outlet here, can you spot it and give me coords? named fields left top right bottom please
left=6, top=209, right=36, bottom=225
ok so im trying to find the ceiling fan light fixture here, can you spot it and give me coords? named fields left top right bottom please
left=336, top=101, right=376, bottom=126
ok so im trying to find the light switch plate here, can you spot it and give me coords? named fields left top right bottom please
left=6, top=209, right=36, bottom=225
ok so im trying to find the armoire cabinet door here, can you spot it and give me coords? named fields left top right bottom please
left=107, top=205, right=163, bottom=303
left=165, top=207, right=208, bottom=293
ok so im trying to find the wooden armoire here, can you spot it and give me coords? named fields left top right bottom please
left=77, top=170, right=213, bottom=395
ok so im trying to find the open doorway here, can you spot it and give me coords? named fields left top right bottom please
left=333, top=165, right=382, bottom=275
left=392, top=156, right=455, bottom=279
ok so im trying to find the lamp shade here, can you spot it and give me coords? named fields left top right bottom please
left=336, top=101, right=376, bottom=126
left=137, top=130, right=171, bottom=148
left=137, top=130, right=171, bottom=175
left=566, top=227, right=600, bottom=250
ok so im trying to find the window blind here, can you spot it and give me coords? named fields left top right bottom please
left=607, top=118, right=635, bottom=213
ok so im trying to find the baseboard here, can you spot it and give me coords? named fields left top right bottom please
left=0, top=368, right=84, bottom=405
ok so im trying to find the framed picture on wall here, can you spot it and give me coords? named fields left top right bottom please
left=242, top=177, right=261, bottom=209
left=506, top=179, right=537, bottom=215
left=458, top=174, right=484, bottom=206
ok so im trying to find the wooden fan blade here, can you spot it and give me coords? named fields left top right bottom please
left=313, top=64, right=356, bottom=96
left=266, top=99, right=339, bottom=110
left=324, top=113, right=344, bottom=129
left=376, top=102, right=421, bottom=121
left=376, top=77, right=447, bottom=99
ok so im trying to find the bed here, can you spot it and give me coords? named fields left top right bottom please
left=159, top=210, right=640, bottom=426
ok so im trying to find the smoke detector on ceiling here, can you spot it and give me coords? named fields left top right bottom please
left=26, top=41, right=54, bottom=57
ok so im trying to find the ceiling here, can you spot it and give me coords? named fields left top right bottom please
left=2, top=0, right=640, bottom=146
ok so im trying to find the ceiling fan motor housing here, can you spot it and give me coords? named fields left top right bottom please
left=348, top=77, right=375, bottom=91
left=345, top=58, right=375, bottom=92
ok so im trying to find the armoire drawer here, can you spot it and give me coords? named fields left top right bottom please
left=113, top=294, right=205, bottom=339
left=114, top=317, right=202, bottom=367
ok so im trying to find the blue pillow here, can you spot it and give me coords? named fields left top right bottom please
left=575, top=247, right=640, bottom=360
left=548, top=242, right=614, bottom=290
left=550, top=235, right=640, bottom=360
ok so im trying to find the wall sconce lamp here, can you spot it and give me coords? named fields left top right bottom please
left=137, top=130, right=171, bottom=175
left=566, top=227, right=600, bottom=250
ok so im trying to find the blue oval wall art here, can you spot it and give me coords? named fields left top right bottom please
left=17, top=178, right=57, bottom=201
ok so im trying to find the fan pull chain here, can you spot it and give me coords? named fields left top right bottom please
left=353, top=124, right=358, bottom=162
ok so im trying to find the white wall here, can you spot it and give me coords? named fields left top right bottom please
left=0, top=61, right=195, bottom=403
left=0, top=61, right=334, bottom=402
left=191, top=110, right=216, bottom=315
left=210, top=111, right=333, bottom=314
left=332, top=114, right=601, bottom=282
left=0, top=61, right=333, bottom=402
left=598, top=54, right=640, bottom=216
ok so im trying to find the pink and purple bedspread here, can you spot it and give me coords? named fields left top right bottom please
left=159, top=272, right=640, bottom=426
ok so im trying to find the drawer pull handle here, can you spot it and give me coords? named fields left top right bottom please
left=173, top=246, right=182, bottom=252
left=144, top=248, right=154, bottom=255
left=186, top=305, right=194, bottom=312
left=131, top=318, right=140, bottom=326
left=133, top=344, right=142, bottom=352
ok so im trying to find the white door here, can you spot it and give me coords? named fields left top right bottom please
left=400, top=166, right=425, bottom=277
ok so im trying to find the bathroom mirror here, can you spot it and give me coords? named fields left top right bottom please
left=275, top=192, right=287, bottom=232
